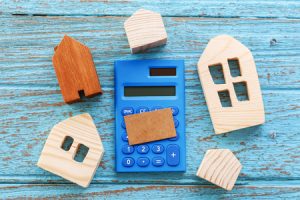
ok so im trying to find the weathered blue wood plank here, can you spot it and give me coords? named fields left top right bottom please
left=0, top=1, right=300, bottom=198
left=0, top=15, right=299, bottom=89
left=1, top=87, right=299, bottom=183
left=1, top=0, right=300, bottom=18
left=1, top=182, right=300, bottom=199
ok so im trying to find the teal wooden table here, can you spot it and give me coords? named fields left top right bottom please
left=1, top=1, right=300, bottom=199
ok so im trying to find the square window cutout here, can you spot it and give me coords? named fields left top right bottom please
left=74, top=144, right=89, bottom=163
left=61, top=136, right=74, bottom=151
left=233, top=82, right=249, bottom=101
left=209, top=64, right=225, bottom=84
left=228, top=58, right=241, bottom=77
left=218, top=90, right=232, bottom=107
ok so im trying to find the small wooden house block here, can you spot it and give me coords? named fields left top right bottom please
left=37, top=113, right=104, bottom=188
left=197, top=35, right=265, bottom=134
left=124, top=9, right=168, bottom=54
left=196, top=149, right=242, bottom=191
left=52, top=35, right=102, bottom=103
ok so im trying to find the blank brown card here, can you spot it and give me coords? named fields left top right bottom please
left=124, top=108, right=176, bottom=145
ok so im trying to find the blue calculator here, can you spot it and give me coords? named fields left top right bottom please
left=115, top=59, right=185, bottom=172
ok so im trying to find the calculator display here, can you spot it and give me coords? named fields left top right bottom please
left=124, top=86, right=176, bottom=97
left=150, top=68, right=176, bottom=76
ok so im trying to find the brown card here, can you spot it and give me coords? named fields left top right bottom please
left=124, top=108, right=176, bottom=145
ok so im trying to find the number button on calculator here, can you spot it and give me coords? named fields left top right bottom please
left=122, top=145, right=134, bottom=154
left=123, top=157, right=135, bottom=167
left=152, top=144, right=164, bottom=154
left=137, top=145, right=149, bottom=154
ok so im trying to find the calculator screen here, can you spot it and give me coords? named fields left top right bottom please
left=150, top=68, right=176, bottom=76
left=124, top=86, right=176, bottom=97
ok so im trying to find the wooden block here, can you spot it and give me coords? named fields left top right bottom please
left=52, top=35, right=102, bottom=103
left=196, top=149, right=242, bottom=191
left=124, top=108, right=176, bottom=145
left=124, top=9, right=168, bottom=54
left=37, top=113, right=104, bottom=188
left=197, top=35, right=265, bottom=134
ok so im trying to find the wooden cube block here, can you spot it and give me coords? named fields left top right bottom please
left=196, top=149, right=242, bottom=191
left=124, top=108, right=176, bottom=145
left=52, top=35, right=102, bottom=103
left=37, top=113, right=104, bottom=188
left=197, top=35, right=265, bottom=134
left=124, top=9, right=168, bottom=54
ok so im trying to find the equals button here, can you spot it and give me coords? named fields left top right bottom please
left=152, top=157, right=165, bottom=167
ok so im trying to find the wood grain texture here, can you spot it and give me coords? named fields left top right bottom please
left=53, top=35, right=102, bottom=103
left=198, top=35, right=265, bottom=134
left=196, top=149, right=242, bottom=191
left=1, top=88, right=299, bottom=182
left=0, top=15, right=299, bottom=179
left=125, top=108, right=176, bottom=145
left=0, top=0, right=300, bottom=198
left=1, top=0, right=300, bottom=18
left=1, top=16, right=299, bottom=89
left=37, top=113, right=104, bottom=187
left=2, top=183, right=300, bottom=199
left=124, top=9, right=167, bottom=53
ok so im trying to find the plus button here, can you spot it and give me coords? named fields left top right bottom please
left=167, top=144, right=180, bottom=166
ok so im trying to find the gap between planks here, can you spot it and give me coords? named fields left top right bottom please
left=7, top=13, right=300, bottom=20
left=0, top=85, right=300, bottom=91
left=1, top=176, right=300, bottom=185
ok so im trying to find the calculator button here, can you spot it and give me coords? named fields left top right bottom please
left=169, top=106, right=179, bottom=116
left=152, top=157, right=165, bottom=167
left=150, top=106, right=163, bottom=112
left=166, top=144, right=180, bottom=166
left=137, top=145, right=149, bottom=154
left=122, top=157, right=135, bottom=167
left=121, top=132, right=128, bottom=141
left=122, top=145, right=134, bottom=154
left=121, top=107, right=134, bottom=116
left=152, top=144, right=164, bottom=154
left=168, top=132, right=179, bottom=141
left=121, top=121, right=126, bottom=129
left=136, top=107, right=149, bottom=113
left=173, top=118, right=179, bottom=128
left=137, top=157, right=150, bottom=167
